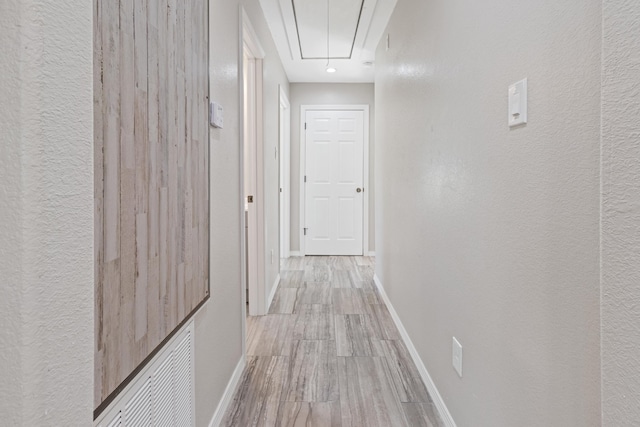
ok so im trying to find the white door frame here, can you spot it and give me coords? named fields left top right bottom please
left=279, top=86, right=291, bottom=260
left=241, top=7, right=268, bottom=320
left=299, top=105, right=370, bottom=256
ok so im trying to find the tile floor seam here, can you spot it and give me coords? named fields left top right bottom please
left=222, top=256, right=444, bottom=427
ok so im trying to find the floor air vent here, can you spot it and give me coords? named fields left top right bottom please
left=96, top=322, right=195, bottom=427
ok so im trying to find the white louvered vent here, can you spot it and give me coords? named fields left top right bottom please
left=124, top=379, right=152, bottom=426
left=152, top=357, right=175, bottom=426
left=173, top=333, right=193, bottom=426
left=107, top=414, right=122, bottom=427
left=95, top=322, right=195, bottom=427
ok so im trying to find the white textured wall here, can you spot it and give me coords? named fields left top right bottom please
left=0, top=3, right=24, bottom=425
left=375, top=0, right=601, bottom=425
left=601, top=0, right=640, bottom=425
left=0, top=0, right=286, bottom=425
left=195, top=1, right=289, bottom=425
left=290, top=83, right=375, bottom=253
left=0, top=0, right=94, bottom=425
left=194, top=1, right=244, bottom=424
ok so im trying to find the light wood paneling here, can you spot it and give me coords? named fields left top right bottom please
left=94, top=0, right=209, bottom=409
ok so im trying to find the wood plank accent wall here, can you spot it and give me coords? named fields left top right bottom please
left=94, top=0, right=209, bottom=409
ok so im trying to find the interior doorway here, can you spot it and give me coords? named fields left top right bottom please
left=242, top=9, right=267, bottom=318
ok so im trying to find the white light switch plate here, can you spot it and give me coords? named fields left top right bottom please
left=452, top=337, right=463, bottom=378
left=508, top=78, right=527, bottom=127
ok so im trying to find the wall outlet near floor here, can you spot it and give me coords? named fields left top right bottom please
left=452, top=337, right=463, bottom=378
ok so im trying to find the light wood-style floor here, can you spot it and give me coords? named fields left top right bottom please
left=222, top=256, right=444, bottom=427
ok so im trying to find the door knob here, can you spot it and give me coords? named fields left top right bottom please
left=356, top=188, right=362, bottom=193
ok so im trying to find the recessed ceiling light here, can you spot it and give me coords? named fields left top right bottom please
left=326, top=67, right=337, bottom=73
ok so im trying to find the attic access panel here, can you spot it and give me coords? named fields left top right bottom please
left=292, top=0, right=365, bottom=59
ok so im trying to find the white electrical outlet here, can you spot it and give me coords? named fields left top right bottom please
left=452, top=337, right=463, bottom=378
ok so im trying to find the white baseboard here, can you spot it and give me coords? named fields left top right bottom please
left=208, top=356, right=246, bottom=427
left=266, top=273, right=280, bottom=312
left=373, top=274, right=457, bottom=427
left=289, top=251, right=373, bottom=257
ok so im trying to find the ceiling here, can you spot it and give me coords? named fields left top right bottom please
left=259, top=0, right=398, bottom=83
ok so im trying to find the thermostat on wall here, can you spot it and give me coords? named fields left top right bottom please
left=210, top=102, right=224, bottom=128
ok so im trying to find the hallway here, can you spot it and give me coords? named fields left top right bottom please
left=222, top=256, right=444, bottom=427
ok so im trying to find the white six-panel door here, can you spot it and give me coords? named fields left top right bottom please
left=304, top=110, right=365, bottom=255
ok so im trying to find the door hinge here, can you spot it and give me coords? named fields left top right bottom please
left=304, top=228, right=308, bottom=236
left=247, top=195, right=254, bottom=203
left=305, top=122, right=307, bottom=130
left=304, top=175, right=307, bottom=183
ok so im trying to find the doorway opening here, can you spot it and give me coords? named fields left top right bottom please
left=241, top=9, right=267, bottom=323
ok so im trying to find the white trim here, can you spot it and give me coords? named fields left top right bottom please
left=255, top=58, right=266, bottom=317
left=363, top=108, right=370, bottom=257
left=244, top=55, right=259, bottom=316
left=299, top=104, right=371, bottom=256
left=242, top=7, right=267, bottom=317
left=279, top=86, right=291, bottom=260
left=373, top=274, right=457, bottom=427
left=367, top=251, right=376, bottom=257
left=267, top=273, right=280, bottom=313
left=238, top=5, right=247, bottom=360
left=289, top=251, right=303, bottom=257
left=241, top=8, right=265, bottom=59
left=207, top=356, right=247, bottom=427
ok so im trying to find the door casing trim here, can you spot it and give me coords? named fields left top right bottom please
left=279, top=86, right=291, bottom=260
left=299, top=104, right=370, bottom=256
left=241, top=7, right=268, bottom=323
